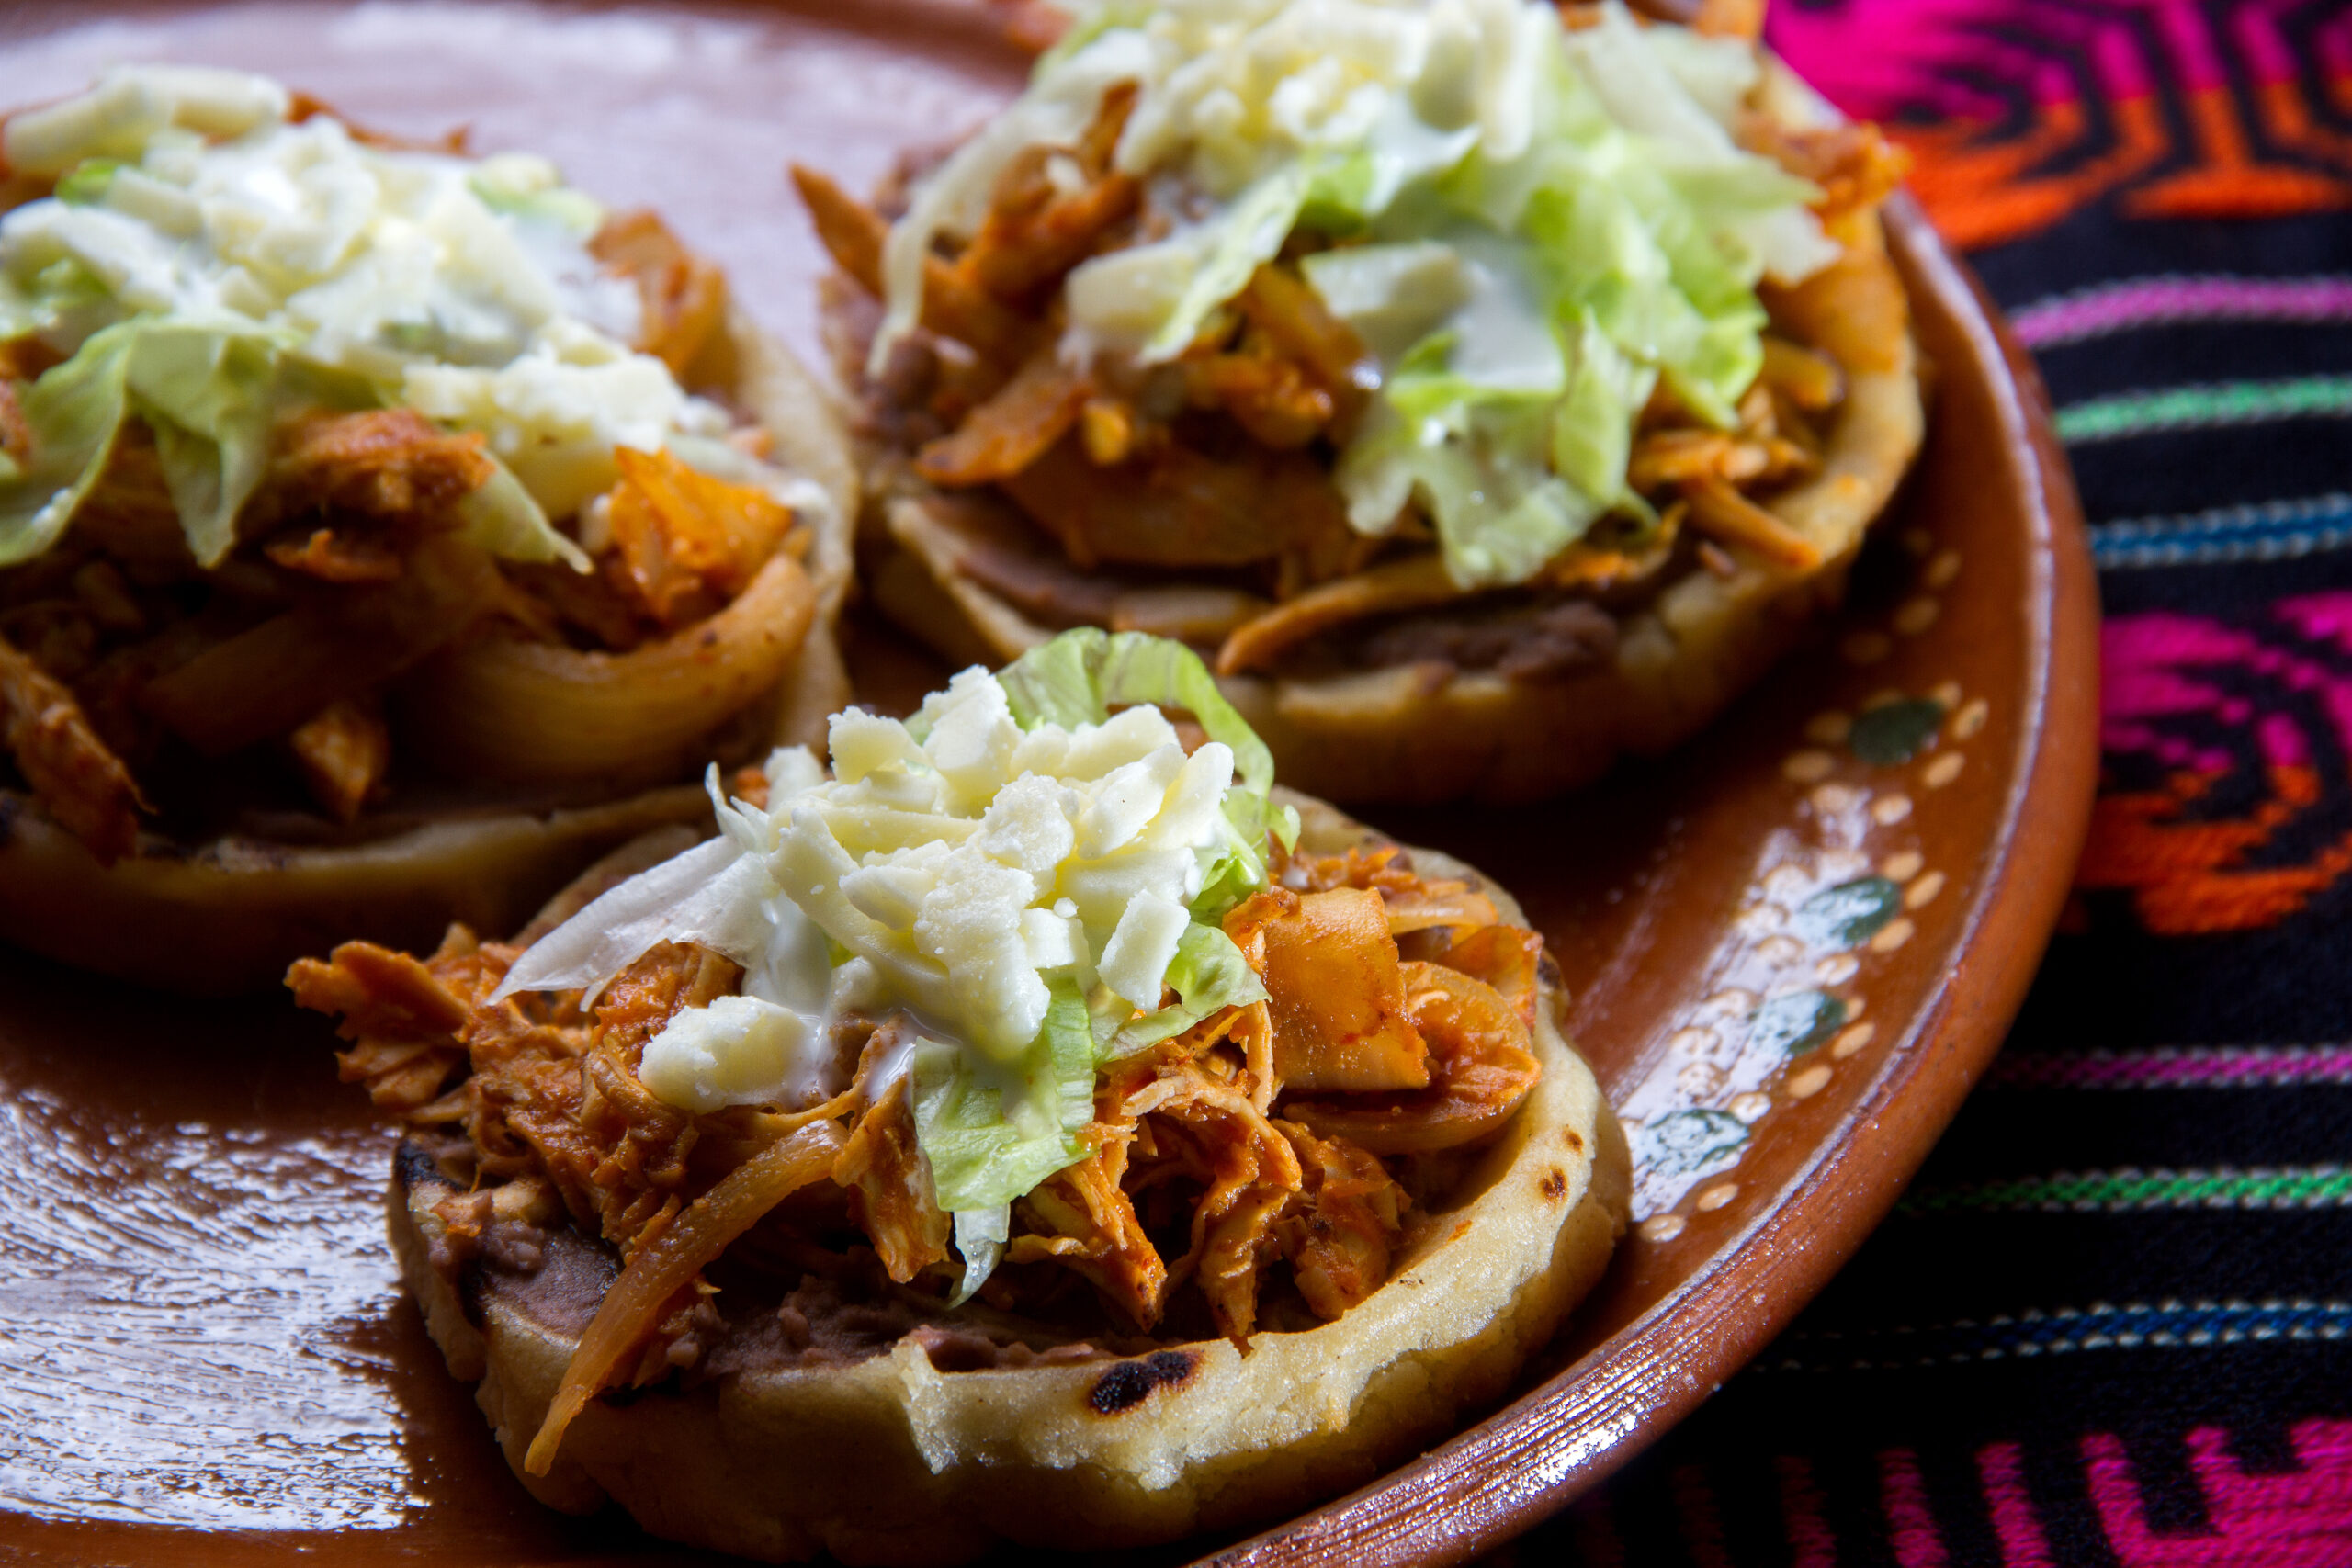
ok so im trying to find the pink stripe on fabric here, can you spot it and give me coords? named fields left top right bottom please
left=2098, top=613, right=2262, bottom=754
left=1764, top=0, right=2222, bottom=120
left=2261, top=713, right=2312, bottom=771
left=2232, top=1, right=2301, bottom=86
left=1778, top=1454, right=1840, bottom=1568
left=2324, top=11, right=2352, bottom=77
left=2154, top=0, right=2230, bottom=93
left=2276, top=592, right=2352, bottom=655
left=1880, top=1450, right=1950, bottom=1568
left=2087, top=1420, right=2352, bottom=1566
left=2092, top=24, right=2154, bottom=103
left=1978, top=1442, right=2057, bottom=1568
left=2012, top=277, right=2352, bottom=347
left=2082, top=1434, right=2159, bottom=1563
left=1990, top=1046, right=2352, bottom=1089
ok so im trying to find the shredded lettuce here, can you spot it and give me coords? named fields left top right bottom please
left=1336, top=394, right=1602, bottom=588
left=0, top=322, right=132, bottom=567
left=948, top=1205, right=1012, bottom=1306
left=457, top=457, right=593, bottom=571
left=0, top=313, right=587, bottom=570
left=888, top=0, right=1839, bottom=592
left=1549, top=312, right=1657, bottom=512
left=0, top=255, right=114, bottom=346
left=1106, top=921, right=1266, bottom=1055
left=1036, top=0, right=1153, bottom=73
left=999, top=626, right=1278, bottom=796
left=1298, top=240, right=1470, bottom=362
left=1299, top=99, right=1481, bottom=233
left=127, top=314, right=288, bottom=566
left=1140, top=164, right=1308, bottom=362
left=1190, top=793, right=1278, bottom=923
left=914, top=976, right=1098, bottom=1214
left=0, top=312, right=289, bottom=571
left=467, top=153, right=605, bottom=239
left=492, top=831, right=776, bottom=1003
left=55, top=160, right=122, bottom=207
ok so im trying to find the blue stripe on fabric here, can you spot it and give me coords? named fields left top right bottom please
left=2089, top=493, right=2352, bottom=569
left=1756, top=1299, right=2352, bottom=1372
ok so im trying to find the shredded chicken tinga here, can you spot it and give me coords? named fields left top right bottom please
left=294, top=811, right=1545, bottom=1468
left=803, top=11, right=1905, bottom=685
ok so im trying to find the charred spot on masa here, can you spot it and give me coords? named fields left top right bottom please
left=455, top=1256, right=490, bottom=1330
left=1537, top=951, right=1565, bottom=991
left=598, top=1372, right=677, bottom=1409
left=394, top=1140, right=447, bottom=1198
left=1541, top=1168, right=1567, bottom=1202
left=1561, top=1126, right=1585, bottom=1154
left=1088, top=1348, right=1199, bottom=1415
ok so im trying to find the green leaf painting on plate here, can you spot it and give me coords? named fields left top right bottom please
left=1792, top=877, right=1903, bottom=950
left=1849, top=698, right=1946, bottom=765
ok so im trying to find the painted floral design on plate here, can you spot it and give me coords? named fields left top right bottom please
left=1625, top=529, right=1986, bottom=1239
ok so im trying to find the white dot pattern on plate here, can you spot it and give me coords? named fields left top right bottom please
left=1620, top=531, right=1993, bottom=1225
left=1843, top=631, right=1894, bottom=665
left=1894, top=597, right=1941, bottom=635
left=1810, top=783, right=1863, bottom=815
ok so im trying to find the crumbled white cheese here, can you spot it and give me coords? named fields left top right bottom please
left=639, top=992, right=824, bottom=1113
left=1097, top=889, right=1190, bottom=1011
left=4, top=66, right=288, bottom=176
left=585, top=667, right=1244, bottom=1111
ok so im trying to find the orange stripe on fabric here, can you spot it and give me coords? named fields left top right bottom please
left=2128, top=87, right=2352, bottom=220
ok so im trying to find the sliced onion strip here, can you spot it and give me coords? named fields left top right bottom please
left=404, top=548, right=815, bottom=786
left=525, top=1118, right=844, bottom=1474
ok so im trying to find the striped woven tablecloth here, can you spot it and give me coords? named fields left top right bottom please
left=1514, top=3, right=2352, bottom=1562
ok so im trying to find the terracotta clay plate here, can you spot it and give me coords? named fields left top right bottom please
left=0, top=3, right=2099, bottom=1564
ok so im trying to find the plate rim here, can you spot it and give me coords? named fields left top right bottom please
left=1199, top=194, right=2103, bottom=1568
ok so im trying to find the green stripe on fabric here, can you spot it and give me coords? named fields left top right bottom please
left=1899, top=1165, right=2352, bottom=1214
left=2057, top=377, right=2352, bottom=443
